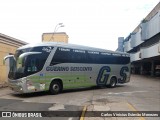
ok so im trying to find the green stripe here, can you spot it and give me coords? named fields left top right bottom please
left=28, top=74, right=96, bottom=90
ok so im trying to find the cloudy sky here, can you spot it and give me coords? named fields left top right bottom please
left=0, top=0, right=159, bottom=50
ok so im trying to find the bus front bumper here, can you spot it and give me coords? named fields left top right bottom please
left=8, top=78, right=26, bottom=93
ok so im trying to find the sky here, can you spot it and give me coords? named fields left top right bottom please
left=0, top=0, right=159, bottom=51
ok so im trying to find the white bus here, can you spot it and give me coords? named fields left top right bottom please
left=4, top=42, right=130, bottom=94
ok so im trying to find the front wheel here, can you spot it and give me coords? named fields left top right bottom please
left=49, top=81, right=62, bottom=95
left=108, top=77, right=117, bottom=88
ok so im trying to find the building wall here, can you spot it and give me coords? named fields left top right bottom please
left=0, top=43, right=16, bottom=83
left=0, top=33, right=27, bottom=83
left=42, top=32, right=68, bottom=43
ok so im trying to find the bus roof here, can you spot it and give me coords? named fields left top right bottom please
left=17, top=42, right=128, bottom=55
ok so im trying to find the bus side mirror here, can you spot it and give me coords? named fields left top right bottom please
left=3, top=55, right=14, bottom=65
left=18, top=57, right=23, bottom=65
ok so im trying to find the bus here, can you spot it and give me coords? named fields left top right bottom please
left=4, top=42, right=130, bottom=94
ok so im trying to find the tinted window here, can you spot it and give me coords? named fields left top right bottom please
left=25, top=54, right=46, bottom=76
left=9, top=46, right=53, bottom=79
left=50, top=47, right=87, bottom=65
left=50, top=47, right=130, bottom=65
left=71, top=49, right=87, bottom=63
left=87, top=53, right=130, bottom=64
left=24, top=46, right=53, bottom=76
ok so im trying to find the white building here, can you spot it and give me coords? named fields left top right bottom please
left=117, top=2, right=160, bottom=76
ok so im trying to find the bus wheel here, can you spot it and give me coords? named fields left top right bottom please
left=109, top=77, right=117, bottom=88
left=49, top=81, right=62, bottom=95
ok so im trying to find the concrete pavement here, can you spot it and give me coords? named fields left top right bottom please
left=81, top=101, right=145, bottom=120
left=0, top=75, right=159, bottom=120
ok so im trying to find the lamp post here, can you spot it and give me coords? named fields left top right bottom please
left=50, top=23, right=65, bottom=41
left=54, top=23, right=64, bottom=32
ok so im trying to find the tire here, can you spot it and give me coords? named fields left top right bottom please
left=108, top=77, right=117, bottom=88
left=49, top=81, right=62, bottom=95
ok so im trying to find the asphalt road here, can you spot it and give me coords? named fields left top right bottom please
left=0, top=75, right=159, bottom=120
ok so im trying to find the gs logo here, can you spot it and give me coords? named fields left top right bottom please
left=96, top=66, right=111, bottom=85
left=119, top=66, right=129, bottom=83
left=96, top=66, right=129, bottom=85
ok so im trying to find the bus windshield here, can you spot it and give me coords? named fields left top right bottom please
left=8, top=46, right=52, bottom=80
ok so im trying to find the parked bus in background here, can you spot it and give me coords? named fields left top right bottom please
left=4, top=42, right=130, bottom=94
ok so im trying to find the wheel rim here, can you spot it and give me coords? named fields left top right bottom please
left=52, top=84, right=59, bottom=92
left=111, top=79, right=116, bottom=87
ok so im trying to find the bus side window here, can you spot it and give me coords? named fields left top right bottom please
left=87, top=52, right=100, bottom=64
left=71, top=49, right=87, bottom=63
left=50, top=47, right=71, bottom=65
left=50, top=48, right=88, bottom=65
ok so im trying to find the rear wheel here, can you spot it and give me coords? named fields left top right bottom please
left=108, top=77, right=117, bottom=88
left=49, top=81, right=62, bottom=95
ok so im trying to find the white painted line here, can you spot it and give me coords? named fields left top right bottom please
left=108, top=91, right=148, bottom=95
left=48, top=104, right=65, bottom=111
